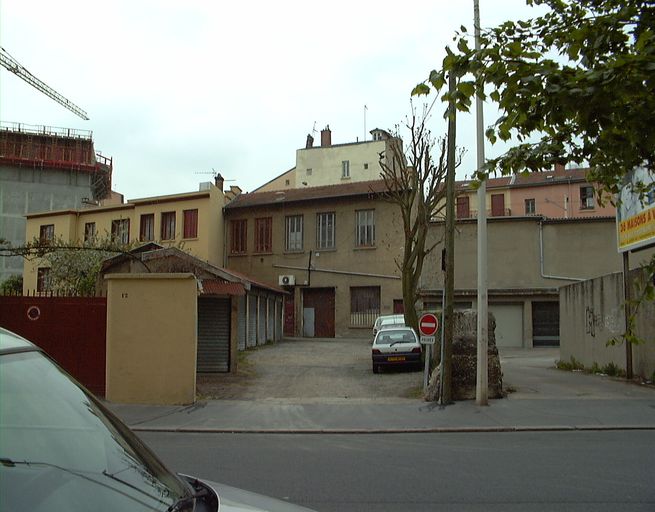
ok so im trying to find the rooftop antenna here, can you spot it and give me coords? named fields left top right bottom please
left=364, top=104, right=368, bottom=141
left=193, top=168, right=235, bottom=181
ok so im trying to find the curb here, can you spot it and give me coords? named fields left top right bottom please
left=132, top=425, right=655, bottom=434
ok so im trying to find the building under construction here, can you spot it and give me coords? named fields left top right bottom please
left=0, top=122, right=113, bottom=283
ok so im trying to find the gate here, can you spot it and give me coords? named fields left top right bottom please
left=0, top=295, right=107, bottom=396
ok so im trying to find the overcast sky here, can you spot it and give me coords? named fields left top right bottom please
left=1, top=0, right=545, bottom=199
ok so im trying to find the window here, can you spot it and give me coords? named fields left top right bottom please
left=285, top=179, right=290, bottom=186
left=255, top=217, right=272, bottom=253
left=230, top=219, right=247, bottom=254
left=111, top=219, right=130, bottom=244
left=364, top=163, right=369, bottom=170
left=183, top=209, right=198, bottom=239
left=580, top=186, right=595, bottom=209
left=140, top=214, right=154, bottom=242
left=39, top=224, right=54, bottom=244
left=84, top=222, right=96, bottom=243
left=37, top=267, right=51, bottom=293
left=161, top=212, right=176, bottom=240
left=525, top=198, right=536, bottom=215
left=342, top=160, right=350, bottom=178
left=350, top=286, right=380, bottom=327
left=316, top=212, right=335, bottom=250
left=456, top=196, right=470, bottom=219
left=355, top=209, right=375, bottom=247
left=306, top=168, right=312, bottom=176
left=285, top=215, right=303, bottom=251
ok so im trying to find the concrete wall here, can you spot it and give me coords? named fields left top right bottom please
left=105, top=273, right=197, bottom=404
left=560, top=270, right=655, bottom=378
left=0, top=165, right=93, bottom=283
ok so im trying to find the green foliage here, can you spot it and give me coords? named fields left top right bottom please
left=556, top=356, right=584, bottom=371
left=414, top=0, right=655, bottom=196
left=0, top=274, right=23, bottom=295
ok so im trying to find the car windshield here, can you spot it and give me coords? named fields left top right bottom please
left=375, top=329, right=416, bottom=345
left=0, top=350, right=192, bottom=512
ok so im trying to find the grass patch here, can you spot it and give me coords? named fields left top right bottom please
left=556, top=357, right=626, bottom=378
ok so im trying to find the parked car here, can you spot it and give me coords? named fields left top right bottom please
left=372, top=314, right=405, bottom=337
left=0, top=327, right=315, bottom=512
left=371, top=326, right=422, bottom=373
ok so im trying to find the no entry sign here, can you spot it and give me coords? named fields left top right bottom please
left=418, top=313, right=439, bottom=336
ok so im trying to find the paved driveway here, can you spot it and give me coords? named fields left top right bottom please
left=197, top=337, right=424, bottom=403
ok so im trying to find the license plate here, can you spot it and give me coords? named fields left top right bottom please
left=387, top=356, right=405, bottom=362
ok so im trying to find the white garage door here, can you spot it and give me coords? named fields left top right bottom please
left=489, top=304, right=523, bottom=348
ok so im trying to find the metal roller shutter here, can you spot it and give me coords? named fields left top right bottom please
left=237, top=295, right=247, bottom=351
left=275, top=299, right=283, bottom=341
left=197, top=298, right=230, bottom=373
left=247, top=294, right=257, bottom=348
left=258, top=296, right=266, bottom=345
left=267, top=297, right=275, bottom=342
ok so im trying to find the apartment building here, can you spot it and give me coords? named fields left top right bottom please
left=224, top=179, right=404, bottom=338
left=23, top=179, right=224, bottom=292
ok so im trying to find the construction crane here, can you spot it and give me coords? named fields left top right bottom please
left=0, top=46, right=89, bottom=120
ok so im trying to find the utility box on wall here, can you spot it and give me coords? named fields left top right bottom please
left=105, top=273, right=198, bottom=404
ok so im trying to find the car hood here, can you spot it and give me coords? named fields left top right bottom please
left=203, top=479, right=317, bottom=512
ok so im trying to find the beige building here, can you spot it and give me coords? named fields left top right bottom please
left=224, top=179, right=404, bottom=338
left=254, top=127, right=401, bottom=192
left=23, top=180, right=225, bottom=292
left=420, top=216, right=626, bottom=348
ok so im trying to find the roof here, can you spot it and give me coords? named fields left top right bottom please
left=225, top=179, right=390, bottom=210
left=457, top=168, right=590, bottom=191
left=199, top=280, right=246, bottom=296
left=101, top=246, right=285, bottom=294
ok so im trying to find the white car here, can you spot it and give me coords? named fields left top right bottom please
left=371, top=326, right=422, bottom=374
left=372, top=314, right=406, bottom=336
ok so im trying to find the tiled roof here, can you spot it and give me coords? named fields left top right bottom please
left=200, top=280, right=246, bottom=296
left=457, top=168, right=590, bottom=190
left=225, top=179, right=390, bottom=209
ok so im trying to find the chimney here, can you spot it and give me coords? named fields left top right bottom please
left=554, top=162, right=566, bottom=176
left=214, top=172, right=224, bottom=191
left=305, top=133, right=314, bottom=148
left=320, top=125, right=331, bottom=147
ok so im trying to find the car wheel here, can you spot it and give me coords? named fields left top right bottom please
left=372, top=364, right=379, bottom=374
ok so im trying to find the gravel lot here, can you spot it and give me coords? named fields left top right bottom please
left=197, top=337, right=424, bottom=403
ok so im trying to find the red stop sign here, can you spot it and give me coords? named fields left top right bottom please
left=418, top=313, right=439, bottom=336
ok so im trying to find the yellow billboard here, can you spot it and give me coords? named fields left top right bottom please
left=617, top=167, right=655, bottom=252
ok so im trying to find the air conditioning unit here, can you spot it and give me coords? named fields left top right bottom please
left=278, top=275, right=295, bottom=286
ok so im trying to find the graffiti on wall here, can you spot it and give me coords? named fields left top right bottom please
left=585, top=306, right=623, bottom=338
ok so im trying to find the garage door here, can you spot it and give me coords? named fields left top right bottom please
left=247, top=294, right=257, bottom=348
left=489, top=304, right=523, bottom=348
left=302, top=288, right=335, bottom=338
left=197, top=298, right=230, bottom=373
left=532, top=301, right=560, bottom=346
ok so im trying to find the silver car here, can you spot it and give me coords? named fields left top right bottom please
left=0, top=327, right=315, bottom=512
left=372, top=314, right=405, bottom=337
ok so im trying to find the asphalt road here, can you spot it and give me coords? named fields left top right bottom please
left=139, top=430, right=655, bottom=512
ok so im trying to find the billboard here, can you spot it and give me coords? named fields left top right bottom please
left=617, top=166, right=655, bottom=252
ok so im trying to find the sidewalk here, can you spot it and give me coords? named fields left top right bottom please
left=107, top=347, right=655, bottom=433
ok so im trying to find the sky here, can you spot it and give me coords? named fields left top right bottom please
left=0, top=0, right=547, bottom=200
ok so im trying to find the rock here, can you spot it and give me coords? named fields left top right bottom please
left=424, top=310, right=503, bottom=401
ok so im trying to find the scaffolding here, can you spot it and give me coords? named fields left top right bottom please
left=0, top=122, right=112, bottom=200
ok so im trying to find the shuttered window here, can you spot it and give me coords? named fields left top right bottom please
left=285, top=215, right=303, bottom=252
left=255, top=217, right=272, bottom=253
left=230, top=219, right=247, bottom=254
left=140, top=214, right=154, bottom=241
left=183, top=209, right=199, bottom=239
left=111, top=219, right=130, bottom=245
left=316, top=212, right=335, bottom=249
left=355, top=209, right=375, bottom=247
left=161, top=211, right=176, bottom=240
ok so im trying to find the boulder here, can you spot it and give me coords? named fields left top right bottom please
left=424, top=310, right=503, bottom=401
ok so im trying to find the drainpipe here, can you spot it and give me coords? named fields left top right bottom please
left=539, top=219, right=584, bottom=282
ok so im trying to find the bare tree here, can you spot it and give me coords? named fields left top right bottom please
left=378, top=107, right=462, bottom=332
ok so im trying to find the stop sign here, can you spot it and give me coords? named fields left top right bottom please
left=418, top=313, right=439, bottom=336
